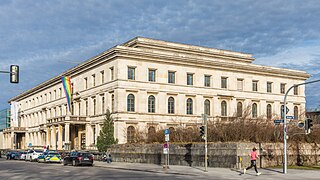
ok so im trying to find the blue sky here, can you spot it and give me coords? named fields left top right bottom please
left=1, top=0, right=320, bottom=110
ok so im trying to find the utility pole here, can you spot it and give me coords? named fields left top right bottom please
left=283, top=79, right=320, bottom=174
left=202, top=114, right=208, bottom=172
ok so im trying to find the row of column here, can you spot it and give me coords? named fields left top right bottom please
left=46, top=123, right=70, bottom=150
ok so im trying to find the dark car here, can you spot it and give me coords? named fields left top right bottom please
left=63, top=152, right=94, bottom=166
left=6, top=151, right=18, bottom=160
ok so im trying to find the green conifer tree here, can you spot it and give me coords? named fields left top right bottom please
left=96, top=109, right=118, bottom=152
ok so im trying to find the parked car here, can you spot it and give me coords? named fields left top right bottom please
left=19, top=151, right=27, bottom=160
left=6, top=151, right=18, bottom=160
left=25, top=149, right=43, bottom=162
left=63, top=152, right=94, bottom=166
left=38, top=151, right=62, bottom=163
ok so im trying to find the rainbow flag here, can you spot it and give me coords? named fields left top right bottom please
left=61, top=76, right=72, bottom=112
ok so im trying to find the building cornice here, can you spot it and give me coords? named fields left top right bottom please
left=115, top=46, right=310, bottom=80
left=122, top=37, right=254, bottom=63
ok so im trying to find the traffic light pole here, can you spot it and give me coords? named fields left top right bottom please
left=202, top=114, right=208, bottom=172
left=283, top=79, right=320, bottom=174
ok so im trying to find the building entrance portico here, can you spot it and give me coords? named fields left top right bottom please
left=46, top=115, right=87, bottom=150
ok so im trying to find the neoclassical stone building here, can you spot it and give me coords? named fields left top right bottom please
left=4, top=37, right=309, bottom=150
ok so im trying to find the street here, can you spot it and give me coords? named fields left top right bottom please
left=0, top=158, right=198, bottom=180
left=1, top=158, right=320, bottom=180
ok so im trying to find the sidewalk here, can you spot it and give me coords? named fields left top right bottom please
left=94, top=161, right=320, bottom=179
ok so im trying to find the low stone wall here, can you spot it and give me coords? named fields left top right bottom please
left=107, top=142, right=320, bottom=168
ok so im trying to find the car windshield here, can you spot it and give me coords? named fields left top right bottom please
left=35, top=150, right=43, bottom=153
left=79, top=153, right=91, bottom=157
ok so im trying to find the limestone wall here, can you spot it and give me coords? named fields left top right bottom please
left=108, top=142, right=320, bottom=168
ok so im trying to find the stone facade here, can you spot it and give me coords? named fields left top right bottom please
left=4, top=37, right=309, bottom=150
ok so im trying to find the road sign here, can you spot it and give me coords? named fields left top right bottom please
left=165, top=134, right=169, bottom=142
left=286, top=116, right=294, bottom=120
left=274, top=119, right=284, bottom=124
left=164, top=129, right=170, bottom=135
left=163, top=148, right=168, bottom=154
left=163, top=143, right=168, bottom=149
left=286, top=107, right=289, bottom=114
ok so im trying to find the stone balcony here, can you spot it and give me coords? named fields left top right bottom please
left=47, top=115, right=87, bottom=125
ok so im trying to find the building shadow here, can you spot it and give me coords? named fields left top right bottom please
left=184, top=143, right=193, bottom=166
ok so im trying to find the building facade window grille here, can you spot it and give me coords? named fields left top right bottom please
left=148, top=95, right=155, bottom=113
left=128, top=67, right=135, bottom=80
left=168, top=97, right=175, bottom=114
left=187, top=73, right=193, bottom=85
left=204, top=99, right=210, bottom=115
left=168, top=71, right=175, bottom=84
left=148, top=69, right=156, bottom=82
left=221, top=101, right=227, bottom=116
left=186, top=98, right=193, bottom=114
left=127, top=94, right=135, bottom=112
left=237, top=102, right=243, bottom=117
left=252, top=103, right=258, bottom=118
left=221, top=77, right=227, bottom=89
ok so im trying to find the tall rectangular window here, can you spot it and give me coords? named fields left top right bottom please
left=221, top=77, right=227, bottom=89
left=204, top=75, right=211, bottom=87
left=252, top=80, right=258, bottom=91
left=128, top=67, right=135, bottom=80
left=294, top=86, right=298, bottom=95
left=187, top=73, right=193, bottom=85
left=92, top=74, right=96, bottom=87
left=237, top=79, right=243, bottom=91
left=110, top=67, right=114, bottom=80
left=168, top=71, right=175, bottom=84
left=267, top=82, right=272, bottom=93
left=100, top=71, right=104, bottom=84
left=84, top=77, right=88, bottom=89
left=281, top=83, right=286, bottom=94
left=148, top=69, right=156, bottom=82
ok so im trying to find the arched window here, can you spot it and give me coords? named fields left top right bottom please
left=127, top=94, right=135, bottom=112
left=237, top=102, right=243, bottom=117
left=111, top=94, right=114, bottom=112
left=169, top=127, right=175, bottom=133
left=147, top=126, right=156, bottom=143
left=294, top=106, right=298, bottom=120
left=221, top=101, right=227, bottom=116
left=168, top=97, right=175, bottom=114
left=148, top=95, right=155, bottom=113
left=252, top=103, right=257, bottom=118
left=127, top=126, right=135, bottom=143
left=186, top=98, right=193, bottom=114
left=281, top=105, right=284, bottom=119
left=204, top=99, right=210, bottom=115
left=267, top=104, right=272, bottom=119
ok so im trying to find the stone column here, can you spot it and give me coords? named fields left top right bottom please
left=65, top=123, right=70, bottom=142
left=52, top=126, right=57, bottom=150
left=46, top=126, right=51, bottom=147
left=86, top=124, right=91, bottom=146
left=58, top=124, right=63, bottom=150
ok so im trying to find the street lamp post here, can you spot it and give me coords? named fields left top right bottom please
left=283, top=79, right=320, bottom=174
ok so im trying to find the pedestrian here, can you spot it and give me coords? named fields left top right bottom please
left=243, top=147, right=261, bottom=176
left=104, top=149, right=112, bottom=163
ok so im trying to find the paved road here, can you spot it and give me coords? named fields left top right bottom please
left=0, top=158, right=198, bottom=180
left=1, top=158, right=320, bottom=179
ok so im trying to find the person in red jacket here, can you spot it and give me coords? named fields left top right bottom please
left=243, top=147, right=261, bottom=176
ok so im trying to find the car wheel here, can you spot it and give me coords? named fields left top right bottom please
left=72, top=160, right=76, bottom=166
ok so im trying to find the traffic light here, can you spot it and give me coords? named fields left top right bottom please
left=10, top=65, right=19, bottom=83
left=304, top=118, right=313, bottom=134
left=200, top=126, right=205, bottom=137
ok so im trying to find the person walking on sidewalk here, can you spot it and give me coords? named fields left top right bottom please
left=243, top=147, right=261, bottom=176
